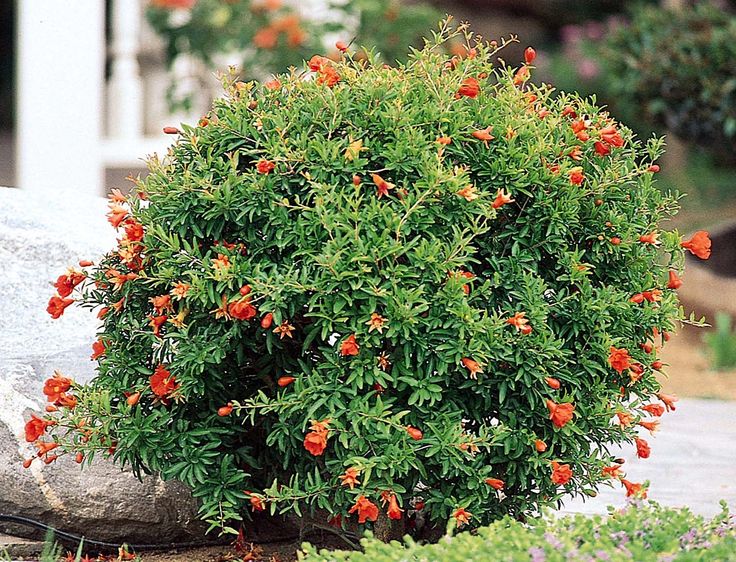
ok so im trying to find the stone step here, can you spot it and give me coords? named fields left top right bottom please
left=0, top=532, right=44, bottom=560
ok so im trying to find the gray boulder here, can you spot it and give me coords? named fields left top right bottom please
left=0, top=187, right=206, bottom=543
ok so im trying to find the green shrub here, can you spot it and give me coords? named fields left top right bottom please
left=300, top=501, right=736, bottom=561
left=598, top=3, right=736, bottom=161
left=704, top=312, right=736, bottom=370
left=32, top=22, right=711, bottom=537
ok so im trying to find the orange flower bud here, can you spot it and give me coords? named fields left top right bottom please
left=405, top=426, right=423, bottom=440
left=126, top=392, right=141, bottom=407
left=277, top=376, right=295, bottom=387
left=524, top=46, right=536, bottom=65
left=162, top=126, right=180, bottom=135
left=218, top=403, right=234, bottom=417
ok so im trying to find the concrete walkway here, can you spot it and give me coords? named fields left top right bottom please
left=563, top=397, right=736, bottom=518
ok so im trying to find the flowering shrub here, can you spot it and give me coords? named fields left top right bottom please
left=147, top=0, right=441, bottom=108
left=301, top=501, right=736, bottom=561
left=30, top=23, right=712, bottom=538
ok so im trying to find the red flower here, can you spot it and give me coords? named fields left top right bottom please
left=406, top=426, right=423, bottom=440
left=461, top=357, right=482, bottom=379
left=546, top=399, right=575, bottom=428
left=635, top=437, right=650, bottom=459
left=681, top=230, right=711, bottom=260
left=53, top=270, right=86, bottom=297
left=338, top=467, right=360, bottom=489
left=551, top=461, right=573, bottom=485
left=149, top=315, right=168, bottom=337
left=386, top=493, right=403, bottom=520
left=457, top=77, right=480, bottom=99
left=524, top=46, right=536, bottom=65
left=150, top=365, right=178, bottom=398
left=535, top=439, right=547, bottom=452
left=303, top=433, right=326, bottom=456
left=317, top=65, right=340, bottom=87
left=621, top=479, right=647, bottom=498
left=642, top=403, right=665, bottom=417
left=277, top=376, right=295, bottom=387
left=452, top=507, right=472, bottom=527
left=25, top=414, right=52, bottom=442
left=249, top=494, right=265, bottom=512
left=491, top=188, right=514, bottom=209
left=308, top=55, right=330, bottom=72
left=667, top=270, right=683, bottom=289
left=90, top=339, right=107, bottom=360
left=340, top=334, right=360, bottom=356
left=568, top=167, right=584, bottom=185
left=349, top=495, right=379, bottom=524
left=571, top=119, right=589, bottom=141
left=47, top=295, right=74, bottom=319
left=545, top=377, right=561, bottom=390
left=43, top=372, right=72, bottom=403
left=594, top=141, right=611, bottom=157
left=218, top=403, right=233, bottom=417
left=371, top=174, right=395, bottom=198
left=600, top=125, right=624, bottom=148
left=336, top=40, right=348, bottom=52
left=608, top=346, right=632, bottom=374
left=485, top=477, right=505, bottom=490
left=229, top=299, right=258, bottom=321
left=123, top=220, right=144, bottom=242
left=256, top=159, right=275, bottom=175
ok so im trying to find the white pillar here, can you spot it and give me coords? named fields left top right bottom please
left=16, top=1, right=105, bottom=195
left=107, top=0, right=144, bottom=139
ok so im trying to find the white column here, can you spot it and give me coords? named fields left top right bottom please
left=17, top=1, right=105, bottom=195
left=107, top=0, right=144, bottom=139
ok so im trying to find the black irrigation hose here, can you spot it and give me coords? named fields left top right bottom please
left=0, top=513, right=233, bottom=552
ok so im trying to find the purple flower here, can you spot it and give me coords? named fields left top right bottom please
left=595, top=550, right=611, bottom=561
left=528, top=546, right=546, bottom=562
left=544, top=532, right=563, bottom=550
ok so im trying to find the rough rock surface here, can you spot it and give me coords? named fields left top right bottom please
left=0, top=187, right=206, bottom=543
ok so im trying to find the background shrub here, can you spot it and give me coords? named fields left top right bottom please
left=35, top=23, right=708, bottom=537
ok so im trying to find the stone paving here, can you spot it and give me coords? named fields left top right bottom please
left=563, top=397, right=736, bottom=518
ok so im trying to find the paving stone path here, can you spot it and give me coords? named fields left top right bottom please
left=563, top=397, right=736, bottom=518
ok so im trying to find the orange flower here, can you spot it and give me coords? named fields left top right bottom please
left=635, top=437, right=650, bottom=459
left=456, top=184, right=479, bottom=202
left=253, top=26, right=278, bottom=49
left=304, top=429, right=328, bottom=456
left=150, top=294, right=172, bottom=315
left=568, top=146, right=583, bottom=161
left=340, top=334, right=360, bottom=356
left=608, top=346, right=632, bottom=374
left=513, top=65, right=529, bottom=86
left=638, top=232, right=660, bottom=245
left=507, top=312, right=530, bottom=332
left=53, top=270, right=86, bottom=297
left=170, top=281, right=190, bottom=300
left=571, top=119, right=589, bottom=141
left=35, top=441, right=59, bottom=457
left=568, top=167, right=584, bottom=185
left=386, top=493, right=403, bottom=520
left=335, top=40, right=348, bottom=52
left=642, top=403, right=665, bottom=417
left=457, top=77, right=480, bottom=99
left=534, top=439, right=547, bottom=452
left=25, top=414, right=52, bottom=442
left=461, top=357, right=483, bottom=379
left=638, top=419, right=660, bottom=434
left=47, top=295, right=74, bottom=319
left=366, top=313, right=386, bottom=334
left=657, top=392, right=678, bottom=412
left=211, top=254, right=231, bottom=270
left=371, top=174, right=395, bottom=198
left=600, top=125, right=624, bottom=148
left=150, top=365, right=178, bottom=398
left=485, top=477, right=505, bottom=490
left=107, top=204, right=128, bottom=228
left=256, top=159, right=276, bottom=175
left=149, top=315, right=168, bottom=337
left=594, top=141, right=611, bottom=157
left=273, top=320, right=295, bottom=339
left=247, top=493, right=265, bottom=512
left=91, top=339, right=107, bottom=360
left=545, top=377, right=561, bottom=390
left=229, top=299, right=258, bottom=321
left=452, top=507, right=472, bottom=527
left=621, top=479, right=647, bottom=498
left=405, top=426, right=423, bottom=440
left=349, top=495, right=379, bottom=524
left=472, top=126, right=494, bottom=143
left=551, top=461, right=573, bottom=485
left=123, top=220, right=144, bottom=242
left=492, top=189, right=514, bottom=209
left=317, top=65, right=340, bottom=88
left=436, top=136, right=452, bottom=145
left=602, top=464, right=623, bottom=478
left=338, top=467, right=360, bottom=489
left=616, top=411, right=633, bottom=427
left=277, top=376, right=295, bottom=387
left=667, top=270, right=683, bottom=290
left=681, top=230, right=711, bottom=260
left=546, top=399, right=575, bottom=428
left=218, top=403, right=233, bottom=417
